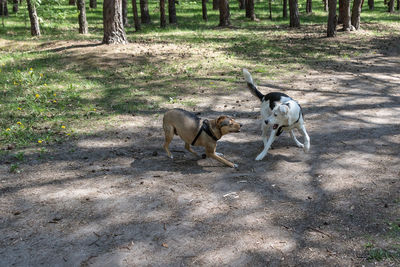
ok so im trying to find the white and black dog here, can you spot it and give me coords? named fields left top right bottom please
left=243, top=69, right=310, bottom=160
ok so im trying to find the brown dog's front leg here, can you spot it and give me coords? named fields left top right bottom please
left=205, top=146, right=237, bottom=168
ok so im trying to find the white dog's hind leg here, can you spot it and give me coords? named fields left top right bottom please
left=256, top=129, right=277, bottom=161
left=298, top=124, right=310, bottom=152
left=290, top=130, right=304, bottom=148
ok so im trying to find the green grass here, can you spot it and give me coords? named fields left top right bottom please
left=0, top=0, right=399, bottom=152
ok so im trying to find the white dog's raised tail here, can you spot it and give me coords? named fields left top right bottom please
left=243, top=68, right=264, bottom=101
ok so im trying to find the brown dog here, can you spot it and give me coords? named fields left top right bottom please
left=162, top=108, right=242, bottom=168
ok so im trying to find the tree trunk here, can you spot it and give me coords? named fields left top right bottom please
left=140, top=0, right=151, bottom=23
left=26, top=0, right=40, bottom=36
left=306, top=0, right=312, bottom=13
left=388, top=0, right=395, bottom=12
left=327, top=0, right=337, bottom=37
left=283, top=0, right=287, bottom=18
left=160, top=0, right=166, bottom=27
left=342, top=0, right=351, bottom=30
left=289, top=0, right=300, bottom=27
left=351, top=0, right=362, bottom=30
left=0, top=0, right=8, bottom=16
left=213, top=0, right=219, bottom=10
left=13, top=0, right=18, bottom=13
left=245, top=0, right=255, bottom=20
left=397, top=0, right=399, bottom=10
left=238, top=0, right=245, bottom=9
left=219, top=0, right=230, bottom=26
left=69, top=0, right=76, bottom=5
left=122, top=0, right=128, bottom=26
left=168, top=0, right=177, bottom=23
left=268, top=0, right=272, bottom=19
left=338, top=0, right=343, bottom=24
left=132, top=0, right=141, bottom=31
left=77, top=0, right=88, bottom=34
left=90, top=0, right=97, bottom=8
left=324, top=0, right=328, bottom=11
left=202, top=0, right=207, bottom=21
left=103, top=0, right=128, bottom=44
left=368, top=0, right=373, bottom=9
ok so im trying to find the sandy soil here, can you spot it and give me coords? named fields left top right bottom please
left=1, top=35, right=400, bottom=266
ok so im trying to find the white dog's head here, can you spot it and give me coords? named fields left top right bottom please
left=265, top=101, right=301, bottom=130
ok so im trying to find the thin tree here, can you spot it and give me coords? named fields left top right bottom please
left=202, top=0, right=207, bottom=21
left=160, top=0, right=166, bottom=27
left=0, top=0, right=8, bottom=16
left=289, top=0, right=300, bottom=27
left=397, top=0, right=399, bottom=10
left=219, top=0, right=230, bottom=26
left=368, top=0, right=373, bottom=10
left=168, top=0, right=176, bottom=23
left=306, top=0, right=312, bottom=14
left=140, top=0, right=151, bottom=23
left=245, top=0, right=255, bottom=20
left=90, top=0, right=97, bottom=8
left=283, top=0, right=287, bottom=18
left=132, top=0, right=141, bottom=31
left=213, top=0, right=218, bottom=10
left=327, top=0, right=337, bottom=37
left=77, top=0, right=88, bottom=34
left=268, top=0, right=272, bottom=19
left=69, top=0, right=76, bottom=5
left=238, top=0, right=245, bottom=9
left=13, top=0, right=18, bottom=13
left=26, top=0, right=40, bottom=36
left=388, top=0, right=395, bottom=12
left=122, top=0, right=128, bottom=26
left=103, top=0, right=128, bottom=44
left=323, top=0, right=328, bottom=12
left=342, top=0, right=351, bottom=31
left=351, top=0, right=362, bottom=30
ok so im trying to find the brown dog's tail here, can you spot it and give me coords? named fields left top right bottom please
left=243, top=68, right=264, bottom=102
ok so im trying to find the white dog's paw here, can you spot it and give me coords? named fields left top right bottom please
left=168, top=155, right=174, bottom=159
left=233, top=163, right=238, bottom=169
left=297, top=143, right=304, bottom=148
left=255, top=154, right=265, bottom=161
left=215, top=152, right=224, bottom=157
left=303, top=142, right=310, bottom=153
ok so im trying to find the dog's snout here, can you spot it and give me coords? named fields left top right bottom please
left=264, top=120, right=269, bottom=125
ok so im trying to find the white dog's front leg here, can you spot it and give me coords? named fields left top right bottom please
left=298, top=124, right=310, bottom=152
left=290, top=130, right=304, bottom=148
left=256, top=129, right=277, bottom=161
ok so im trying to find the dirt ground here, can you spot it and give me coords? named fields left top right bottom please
left=1, top=36, right=400, bottom=266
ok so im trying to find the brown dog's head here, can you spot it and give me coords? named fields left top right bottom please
left=216, top=116, right=242, bottom=135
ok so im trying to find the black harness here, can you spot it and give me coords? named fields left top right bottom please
left=276, top=103, right=303, bottom=136
left=191, top=119, right=219, bottom=145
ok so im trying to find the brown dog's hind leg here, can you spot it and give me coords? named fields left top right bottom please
left=205, top=146, right=237, bottom=168
left=185, top=143, right=198, bottom=157
left=163, top=125, right=174, bottom=159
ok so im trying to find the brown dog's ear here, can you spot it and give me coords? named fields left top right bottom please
left=216, top=116, right=228, bottom=126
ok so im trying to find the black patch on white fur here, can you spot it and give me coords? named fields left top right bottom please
left=263, top=92, right=290, bottom=110
left=246, top=82, right=264, bottom=101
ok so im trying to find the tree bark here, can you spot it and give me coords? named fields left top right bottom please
left=283, top=0, right=287, bottom=18
left=140, top=0, right=151, bottom=23
left=90, top=0, right=97, bottom=8
left=0, top=0, right=8, bottom=16
left=268, top=0, right=272, bottom=19
left=351, top=0, right=362, bottom=30
left=202, top=0, right=207, bottom=21
left=397, top=0, right=399, bottom=10
left=213, top=0, right=219, bottom=10
left=160, top=0, right=166, bottom=28
left=26, top=0, right=40, bottom=36
left=77, top=0, right=88, bottom=34
left=132, top=0, right=141, bottom=31
left=219, top=0, right=230, bottom=26
left=368, top=0, right=373, bottom=9
left=306, top=0, right=312, bottom=13
left=238, top=0, right=245, bottom=9
left=168, top=0, right=177, bottom=23
left=327, top=0, right=337, bottom=37
left=122, top=0, right=128, bottom=26
left=342, top=0, right=351, bottom=31
left=103, top=0, right=128, bottom=44
left=289, top=0, right=300, bottom=27
left=13, top=0, right=18, bottom=13
left=69, top=0, right=77, bottom=5
left=245, top=0, right=255, bottom=20
left=338, top=0, right=344, bottom=24
left=388, top=0, right=395, bottom=12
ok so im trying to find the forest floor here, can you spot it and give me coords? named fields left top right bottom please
left=1, top=31, right=400, bottom=266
